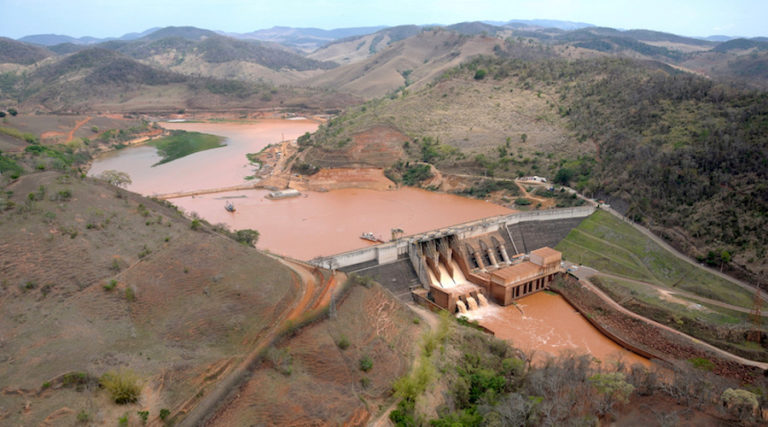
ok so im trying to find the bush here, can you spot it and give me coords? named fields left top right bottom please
left=190, top=219, right=201, bottom=230
left=474, top=69, right=487, bottom=80
left=125, top=287, right=136, bottom=302
left=266, top=347, right=293, bottom=376
left=359, top=355, right=373, bottom=372
left=137, top=410, right=149, bottom=424
left=159, top=408, right=171, bottom=421
left=234, top=229, right=259, bottom=246
left=100, top=369, right=142, bottom=404
left=104, top=279, right=117, bottom=291
left=688, top=357, right=714, bottom=371
left=514, top=198, right=532, bottom=206
left=77, top=410, right=89, bottom=423
left=337, top=336, right=350, bottom=350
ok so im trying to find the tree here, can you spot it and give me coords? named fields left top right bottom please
left=297, top=132, right=312, bottom=148
left=720, top=250, right=731, bottom=271
left=7, top=108, right=17, bottom=116
left=0, top=111, right=5, bottom=118
left=520, top=133, right=528, bottom=143
left=474, top=69, right=487, bottom=80
left=554, top=168, right=574, bottom=185
left=721, top=388, right=758, bottom=421
left=234, top=229, right=259, bottom=246
left=97, top=170, right=132, bottom=188
left=589, top=372, right=634, bottom=416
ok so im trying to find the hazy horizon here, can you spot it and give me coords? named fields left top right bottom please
left=1, top=0, right=766, bottom=40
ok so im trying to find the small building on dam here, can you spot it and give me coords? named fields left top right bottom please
left=410, top=230, right=563, bottom=314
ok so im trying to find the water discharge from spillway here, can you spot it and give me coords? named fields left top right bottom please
left=437, top=263, right=456, bottom=288
left=478, top=294, right=489, bottom=307
left=467, top=296, right=479, bottom=311
left=448, top=259, right=467, bottom=285
left=456, top=300, right=468, bottom=314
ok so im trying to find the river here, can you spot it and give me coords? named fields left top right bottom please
left=89, top=120, right=513, bottom=259
left=464, top=292, right=649, bottom=365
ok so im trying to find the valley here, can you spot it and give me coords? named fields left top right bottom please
left=1, top=13, right=767, bottom=426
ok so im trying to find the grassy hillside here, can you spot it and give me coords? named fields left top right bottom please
left=110, top=34, right=337, bottom=72
left=0, top=37, right=53, bottom=64
left=303, top=29, right=505, bottom=99
left=557, top=210, right=766, bottom=361
left=0, top=171, right=297, bottom=425
left=0, top=48, right=357, bottom=113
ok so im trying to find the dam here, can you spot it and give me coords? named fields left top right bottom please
left=311, top=206, right=593, bottom=313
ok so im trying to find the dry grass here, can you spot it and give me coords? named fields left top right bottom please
left=0, top=171, right=297, bottom=425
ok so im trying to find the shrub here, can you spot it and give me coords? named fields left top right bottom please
left=77, top=410, right=89, bottom=423
left=57, top=189, right=72, bottom=201
left=514, top=198, right=532, bottom=206
left=360, top=377, right=371, bottom=389
left=721, top=388, right=758, bottom=421
left=266, top=347, right=292, bottom=376
left=190, top=219, right=201, bottom=230
left=159, top=408, right=171, bottom=421
left=137, top=410, right=149, bottom=424
left=104, top=279, right=117, bottom=291
left=125, top=287, right=136, bottom=302
left=62, top=372, right=90, bottom=388
left=234, top=229, right=259, bottom=246
left=688, top=357, right=714, bottom=371
left=474, top=69, right=487, bottom=80
left=337, top=336, right=350, bottom=350
left=359, top=355, right=373, bottom=372
left=138, top=245, right=151, bottom=259
left=100, top=369, right=141, bottom=404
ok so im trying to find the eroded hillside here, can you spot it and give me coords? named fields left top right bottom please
left=0, top=172, right=300, bottom=425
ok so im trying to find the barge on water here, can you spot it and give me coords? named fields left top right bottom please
left=266, top=189, right=301, bottom=200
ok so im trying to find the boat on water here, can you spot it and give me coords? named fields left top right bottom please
left=360, top=232, right=384, bottom=243
left=225, top=201, right=236, bottom=212
left=266, top=189, right=301, bottom=200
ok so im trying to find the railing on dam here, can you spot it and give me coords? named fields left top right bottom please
left=309, top=206, right=595, bottom=270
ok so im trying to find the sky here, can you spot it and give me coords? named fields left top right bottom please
left=1, top=0, right=765, bottom=39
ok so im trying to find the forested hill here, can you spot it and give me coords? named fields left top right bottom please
left=465, top=57, right=768, bottom=281
left=303, top=55, right=768, bottom=282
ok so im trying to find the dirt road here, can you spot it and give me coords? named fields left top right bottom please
left=574, top=276, right=768, bottom=370
left=177, top=255, right=325, bottom=426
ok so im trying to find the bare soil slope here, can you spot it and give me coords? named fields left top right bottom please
left=211, top=283, right=423, bottom=426
left=303, top=29, right=503, bottom=99
left=0, top=172, right=298, bottom=425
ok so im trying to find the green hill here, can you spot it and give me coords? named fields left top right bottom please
left=302, top=55, right=768, bottom=282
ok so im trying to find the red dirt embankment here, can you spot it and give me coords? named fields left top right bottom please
left=304, top=125, right=408, bottom=169
left=209, top=283, right=423, bottom=426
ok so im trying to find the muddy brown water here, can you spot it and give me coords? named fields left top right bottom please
left=88, top=120, right=318, bottom=195
left=89, top=120, right=643, bottom=363
left=463, top=292, right=649, bottom=366
left=89, top=120, right=513, bottom=259
left=172, top=187, right=512, bottom=259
